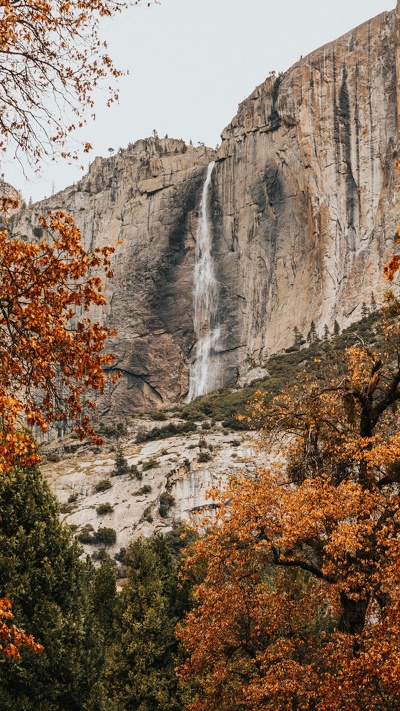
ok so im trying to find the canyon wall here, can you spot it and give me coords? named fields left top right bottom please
left=10, top=3, right=400, bottom=414
left=212, top=3, right=400, bottom=369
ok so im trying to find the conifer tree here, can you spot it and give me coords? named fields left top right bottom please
left=293, top=326, right=302, bottom=349
left=307, top=320, right=317, bottom=344
left=0, top=466, right=108, bottom=710
left=104, top=533, right=190, bottom=711
left=361, top=301, right=369, bottom=319
left=113, top=443, right=130, bottom=476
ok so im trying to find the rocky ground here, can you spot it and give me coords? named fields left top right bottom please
left=41, top=417, right=266, bottom=563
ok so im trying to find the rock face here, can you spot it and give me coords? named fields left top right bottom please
left=42, top=421, right=264, bottom=555
left=12, top=139, right=216, bottom=413
left=10, top=4, right=400, bottom=414
left=212, top=3, right=400, bottom=372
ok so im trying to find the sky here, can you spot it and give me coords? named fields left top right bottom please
left=2, top=0, right=396, bottom=203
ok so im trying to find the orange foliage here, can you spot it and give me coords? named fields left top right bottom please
left=384, top=161, right=400, bottom=281
left=0, top=199, right=118, bottom=472
left=179, top=312, right=400, bottom=710
left=0, top=597, right=43, bottom=659
left=0, top=0, right=149, bottom=163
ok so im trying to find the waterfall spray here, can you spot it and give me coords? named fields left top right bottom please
left=188, top=162, right=220, bottom=401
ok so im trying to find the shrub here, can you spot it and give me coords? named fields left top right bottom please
left=96, top=420, right=127, bottom=439
left=143, top=506, right=153, bottom=523
left=136, top=421, right=196, bottom=444
left=47, top=451, right=61, bottom=462
left=142, top=458, right=158, bottom=471
left=93, top=528, right=117, bottom=546
left=129, top=464, right=141, bottom=478
left=159, top=492, right=175, bottom=518
left=114, top=547, right=126, bottom=563
left=221, top=416, right=248, bottom=431
left=134, top=485, right=152, bottom=496
left=96, top=502, right=114, bottom=515
left=59, top=502, right=74, bottom=514
left=94, top=479, right=112, bottom=493
left=198, top=451, right=212, bottom=463
left=148, top=411, right=168, bottom=421
left=68, top=493, right=78, bottom=503
left=77, top=530, right=94, bottom=544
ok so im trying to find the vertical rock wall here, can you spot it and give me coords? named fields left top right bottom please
left=9, top=5, right=400, bottom=414
left=212, top=4, right=400, bottom=376
left=11, top=139, right=215, bottom=413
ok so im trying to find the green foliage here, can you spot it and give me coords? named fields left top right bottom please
left=77, top=526, right=116, bottom=546
left=148, top=411, right=168, bottom=421
left=197, top=451, right=212, bottom=463
left=159, top=492, right=175, bottom=518
left=91, top=556, right=117, bottom=638
left=102, top=531, right=192, bottom=710
left=134, top=484, right=152, bottom=496
left=94, top=478, right=112, bottom=493
left=136, top=421, right=196, bottom=443
left=46, top=451, right=61, bottom=462
left=129, top=464, right=141, bottom=478
left=93, top=528, right=117, bottom=546
left=142, top=458, right=158, bottom=471
left=96, top=421, right=127, bottom=439
left=112, top=443, right=130, bottom=476
left=0, top=466, right=109, bottom=710
left=59, top=502, right=74, bottom=513
left=143, top=506, right=153, bottom=523
left=96, top=502, right=114, bottom=515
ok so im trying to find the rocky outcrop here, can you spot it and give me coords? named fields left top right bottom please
left=42, top=421, right=263, bottom=554
left=212, top=3, right=400, bottom=373
left=12, top=139, right=215, bottom=413
left=10, top=4, right=400, bottom=415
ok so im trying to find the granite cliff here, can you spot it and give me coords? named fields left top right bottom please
left=10, top=3, right=400, bottom=415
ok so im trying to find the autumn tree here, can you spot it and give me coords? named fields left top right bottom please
left=0, top=597, right=43, bottom=661
left=0, top=0, right=149, bottom=165
left=178, top=301, right=400, bottom=711
left=0, top=202, right=119, bottom=471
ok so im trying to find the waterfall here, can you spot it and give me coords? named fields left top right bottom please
left=188, top=161, right=220, bottom=401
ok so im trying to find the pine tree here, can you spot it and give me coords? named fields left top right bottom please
left=370, top=291, right=378, bottom=313
left=91, top=555, right=117, bottom=639
left=333, top=319, right=340, bottom=337
left=113, top=443, right=130, bottom=476
left=293, top=326, right=302, bottom=350
left=104, top=532, right=190, bottom=711
left=307, top=320, right=317, bottom=344
left=0, top=466, right=108, bottom=710
left=361, top=301, right=369, bottom=319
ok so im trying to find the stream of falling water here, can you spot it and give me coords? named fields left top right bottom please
left=188, top=161, right=220, bottom=401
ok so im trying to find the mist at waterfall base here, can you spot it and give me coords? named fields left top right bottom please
left=188, top=162, right=221, bottom=402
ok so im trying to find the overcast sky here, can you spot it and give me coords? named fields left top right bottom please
left=3, top=0, right=396, bottom=203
